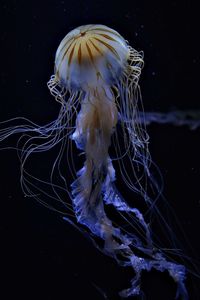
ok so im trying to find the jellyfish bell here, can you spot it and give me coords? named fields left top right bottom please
left=54, top=24, right=131, bottom=91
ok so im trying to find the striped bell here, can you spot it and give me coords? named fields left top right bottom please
left=54, top=24, right=130, bottom=91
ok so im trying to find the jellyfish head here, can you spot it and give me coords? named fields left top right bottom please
left=53, top=24, right=131, bottom=92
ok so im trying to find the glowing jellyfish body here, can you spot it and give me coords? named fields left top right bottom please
left=0, top=25, right=190, bottom=298
left=48, top=24, right=188, bottom=298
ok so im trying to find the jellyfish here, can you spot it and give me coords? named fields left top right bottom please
left=1, top=24, right=199, bottom=299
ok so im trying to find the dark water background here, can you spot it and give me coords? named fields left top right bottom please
left=0, top=1, right=200, bottom=299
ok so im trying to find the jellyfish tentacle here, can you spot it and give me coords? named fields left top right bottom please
left=69, top=83, right=188, bottom=299
left=71, top=88, right=117, bottom=235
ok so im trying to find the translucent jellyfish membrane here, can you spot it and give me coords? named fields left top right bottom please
left=0, top=24, right=199, bottom=299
